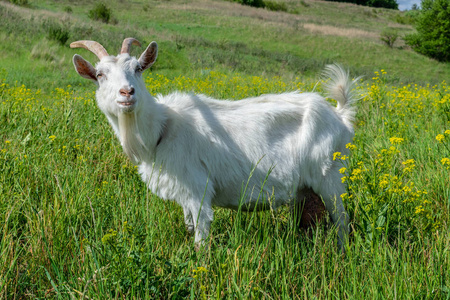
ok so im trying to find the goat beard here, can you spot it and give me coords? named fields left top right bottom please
left=118, top=112, right=148, bottom=165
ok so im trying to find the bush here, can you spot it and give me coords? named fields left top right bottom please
left=241, top=0, right=266, bottom=8
left=88, top=2, right=112, bottom=23
left=264, top=1, right=289, bottom=12
left=405, top=0, right=450, bottom=62
left=380, top=28, right=399, bottom=48
left=64, top=6, right=73, bottom=14
left=44, top=20, right=70, bottom=46
left=7, top=0, right=29, bottom=6
left=231, top=0, right=289, bottom=12
left=324, top=0, right=398, bottom=9
left=367, top=0, right=398, bottom=9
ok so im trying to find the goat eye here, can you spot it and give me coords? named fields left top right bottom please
left=135, top=66, right=143, bottom=73
left=96, top=72, right=104, bottom=79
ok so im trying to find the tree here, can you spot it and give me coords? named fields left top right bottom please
left=405, top=0, right=450, bottom=62
left=368, top=0, right=398, bottom=9
left=323, top=0, right=398, bottom=9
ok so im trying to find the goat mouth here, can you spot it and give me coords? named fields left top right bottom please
left=118, top=101, right=135, bottom=106
left=117, top=100, right=137, bottom=109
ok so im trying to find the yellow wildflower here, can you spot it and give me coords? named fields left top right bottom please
left=441, top=158, right=450, bottom=169
left=402, top=159, right=416, bottom=173
left=379, top=179, right=389, bottom=189
left=345, top=143, right=357, bottom=151
left=436, top=134, right=445, bottom=142
left=333, top=152, right=341, bottom=160
left=389, top=137, right=404, bottom=145
left=192, top=266, right=208, bottom=279
left=415, top=206, right=425, bottom=214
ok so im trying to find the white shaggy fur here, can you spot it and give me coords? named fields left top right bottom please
left=71, top=39, right=358, bottom=248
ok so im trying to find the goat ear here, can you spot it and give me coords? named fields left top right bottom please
left=138, top=41, right=158, bottom=71
left=72, top=54, right=97, bottom=82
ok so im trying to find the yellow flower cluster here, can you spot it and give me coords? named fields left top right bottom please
left=401, top=159, right=416, bottom=174
left=145, top=71, right=315, bottom=100
left=441, top=158, right=450, bottom=169
left=374, top=146, right=400, bottom=166
left=346, top=68, right=444, bottom=233
left=101, top=229, right=118, bottom=245
left=436, top=129, right=450, bottom=170
left=333, top=152, right=349, bottom=161
left=345, top=142, right=357, bottom=151
left=436, top=129, right=450, bottom=143
left=192, top=266, right=208, bottom=279
left=389, top=137, right=405, bottom=145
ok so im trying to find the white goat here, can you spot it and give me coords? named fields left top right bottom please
left=70, top=38, right=357, bottom=248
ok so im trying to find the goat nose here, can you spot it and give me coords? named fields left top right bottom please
left=119, top=87, right=135, bottom=97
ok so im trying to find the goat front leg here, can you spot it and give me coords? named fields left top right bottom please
left=184, top=199, right=214, bottom=249
left=183, top=208, right=194, bottom=235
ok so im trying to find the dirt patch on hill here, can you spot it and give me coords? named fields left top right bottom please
left=302, top=23, right=378, bottom=40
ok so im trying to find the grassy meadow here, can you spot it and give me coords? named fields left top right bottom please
left=1, top=0, right=450, bottom=298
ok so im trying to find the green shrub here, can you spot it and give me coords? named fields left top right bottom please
left=88, top=2, right=112, bottom=23
left=380, top=28, right=399, bottom=48
left=367, top=0, right=398, bottom=9
left=7, top=0, right=29, bottom=6
left=300, top=0, right=310, bottom=7
left=264, top=0, right=289, bottom=12
left=324, top=0, right=398, bottom=9
left=405, top=0, right=450, bottom=62
left=244, top=0, right=265, bottom=7
left=231, top=0, right=265, bottom=8
left=230, top=0, right=290, bottom=11
left=44, top=20, right=70, bottom=46
left=64, top=6, right=73, bottom=14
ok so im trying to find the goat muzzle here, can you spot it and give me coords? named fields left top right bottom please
left=119, top=87, right=135, bottom=98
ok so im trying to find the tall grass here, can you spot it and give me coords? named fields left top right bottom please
left=1, top=69, right=449, bottom=298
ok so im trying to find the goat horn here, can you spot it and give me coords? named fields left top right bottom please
left=121, top=38, right=141, bottom=55
left=70, top=40, right=109, bottom=60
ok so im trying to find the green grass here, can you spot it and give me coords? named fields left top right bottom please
left=1, top=0, right=450, bottom=298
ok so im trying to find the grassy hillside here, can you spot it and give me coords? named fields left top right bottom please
left=1, top=0, right=449, bottom=299
left=0, top=0, right=449, bottom=88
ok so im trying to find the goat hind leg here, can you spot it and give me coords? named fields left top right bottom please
left=316, top=176, right=349, bottom=249
left=295, top=187, right=327, bottom=229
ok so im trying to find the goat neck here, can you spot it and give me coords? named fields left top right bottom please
left=115, top=93, right=167, bottom=164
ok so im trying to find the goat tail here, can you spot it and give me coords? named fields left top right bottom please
left=322, top=64, right=360, bottom=129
